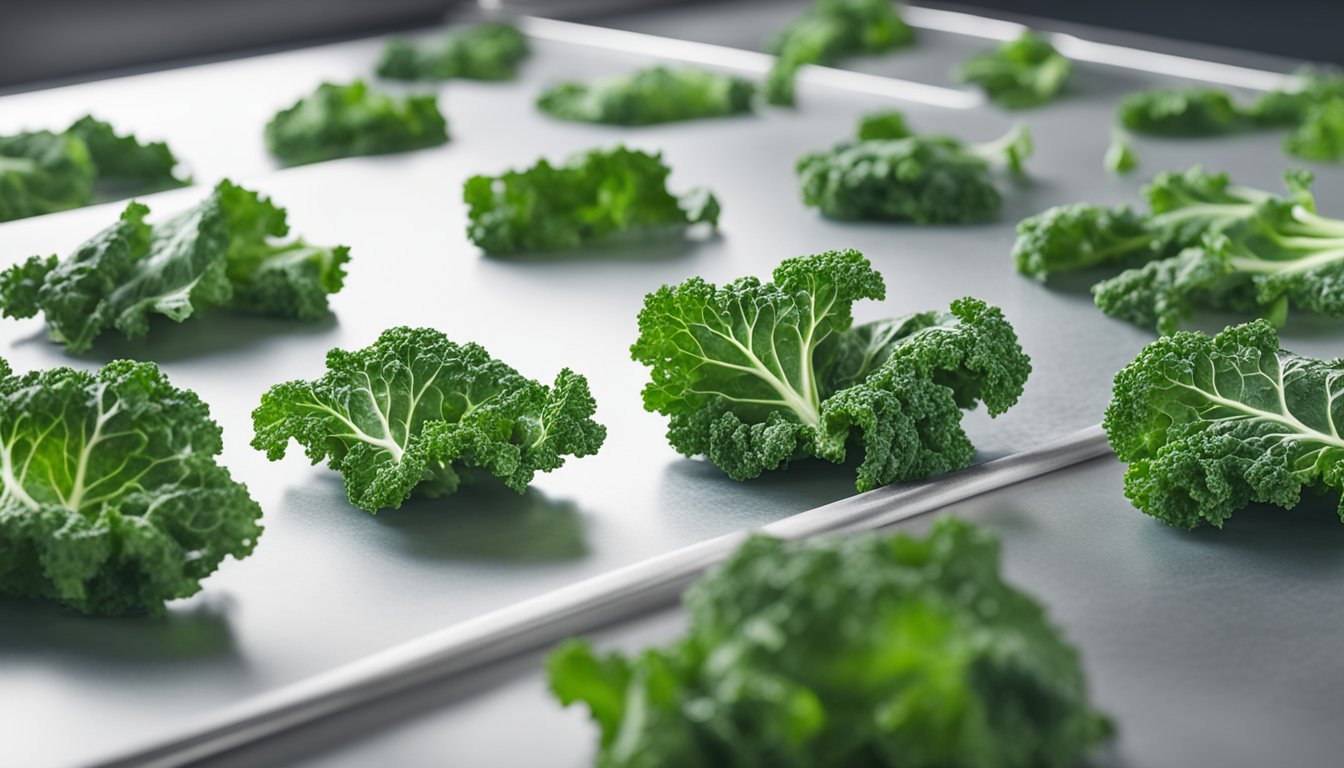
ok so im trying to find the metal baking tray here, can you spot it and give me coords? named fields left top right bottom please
left=1, top=2, right=1340, bottom=766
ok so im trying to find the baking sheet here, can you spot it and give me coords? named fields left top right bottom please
left=1, top=3, right=1341, bottom=766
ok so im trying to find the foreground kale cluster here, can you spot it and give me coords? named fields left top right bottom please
left=0, top=115, right=188, bottom=223
left=1014, top=167, right=1344, bottom=333
left=0, top=358, right=262, bottom=615
left=550, top=518, right=1108, bottom=768
left=0, top=180, right=349, bottom=352
left=632, top=250, right=1031, bottom=491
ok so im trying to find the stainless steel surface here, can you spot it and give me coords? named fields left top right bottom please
left=92, top=425, right=1110, bottom=768
left=1, top=3, right=1341, bottom=768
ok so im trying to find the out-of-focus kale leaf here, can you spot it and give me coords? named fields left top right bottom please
left=264, top=81, right=448, bottom=166
left=0, top=357, right=262, bottom=615
left=954, top=30, right=1072, bottom=109
left=66, top=115, right=189, bottom=191
left=377, top=22, right=529, bottom=81
left=631, top=249, right=1030, bottom=491
left=251, top=326, right=606, bottom=512
left=537, top=66, right=755, bottom=126
left=1105, top=130, right=1139, bottom=174
left=463, top=145, right=719, bottom=255
left=0, top=180, right=349, bottom=351
left=764, top=0, right=915, bottom=106
left=549, top=517, right=1109, bottom=768
left=0, top=130, right=96, bottom=223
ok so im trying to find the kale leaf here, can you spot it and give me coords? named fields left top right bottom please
left=265, top=81, right=448, bottom=166
left=0, top=357, right=262, bottom=615
left=1117, top=88, right=1244, bottom=136
left=463, top=145, right=720, bottom=255
left=1014, top=167, right=1344, bottom=333
left=66, top=115, right=188, bottom=191
left=631, top=249, right=1030, bottom=491
left=797, top=112, right=1032, bottom=223
left=251, top=327, right=607, bottom=512
left=764, top=0, right=915, bottom=106
left=1105, top=320, right=1344, bottom=529
left=1283, top=97, right=1344, bottom=162
left=537, top=66, right=755, bottom=126
left=954, top=30, right=1072, bottom=109
left=0, top=130, right=96, bottom=222
left=549, top=518, right=1108, bottom=768
left=1104, top=130, right=1139, bottom=174
left=377, top=22, right=529, bottom=81
left=0, top=180, right=349, bottom=351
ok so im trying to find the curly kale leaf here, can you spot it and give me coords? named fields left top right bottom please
left=954, top=30, right=1072, bottom=109
left=1105, top=320, right=1344, bottom=529
left=1283, top=97, right=1344, bottom=162
left=376, top=22, right=529, bottom=81
left=0, top=358, right=262, bottom=615
left=463, top=145, right=719, bottom=255
left=251, top=327, right=606, bottom=512
left=66, top=115, right=189, bottom=191
left=631, top=250, right=1029, bottom=490
left=264, top=81, right=448, bottom=166
left=537, top=66, right=755, bottom=126
left=0, top=180, right=349, bottom=351
left=549, top=518, right=1108, bottom=768
left=764, top=0, right=915, bottom=106
left=0, top=130, right=95, bottom=223
left=1248, top=68, right=1344, bottom=127
left=1117, top=88, right=1245, bottom=136
left=1013, top=203, right=1155, bottom=280
left=798, top=113, right=1030, bottom=223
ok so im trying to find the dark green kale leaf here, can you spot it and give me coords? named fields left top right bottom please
left=1105, top=320, right=1344, bottom=529
left=0, top=357, right=262, bottom=615
left=0, top=130, right=95, bottom=223
left=463, top=145, right=719, bottom=255
left=631, top=249, right=1030, bottom=490
left=549, top=518, right=1108, bottom=768
left=1117, top=88, right=1244, bottom=136
left=764, top=0, right=915, bottom=106
left=264, top=81, right=448, bottom=166
left=1013, top=203, right=1154, bottom=280
left=537, top=66, right=755, bottom=126
left=377, top=22, right=529, bottom=81
left=797, top=113, right=1031, bottom=223
left=1283, top=97, right=1344, bottom=162
left=954, top=30, right=1072, bottom=109
left=0, top=180, right=349, bottom=351
left=251, top=327, right=606, bottom=512
left=66, top=115, right=188, bottom=191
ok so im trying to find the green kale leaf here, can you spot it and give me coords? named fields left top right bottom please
left=1117, top=88, right=1244, bottom=136
left=264, top=81, right=448, bottom=166
left=954, top=30, right=1072, bottom=109
left=1247, top=68, right=1344, bottom=127
left=797, top=113, right=1031, bottom=223
left=463, top=145, right=720, bottom=255
left=764, top=0, right=915, bottom=106
left=1105, top=320, right=1344, bottom=529
left=549, top=517, right=1108, bottom=767
left=537, top=66, right=755, bottom=126
left=0, top=180, right=349, bottom=351
left=0, top=357, right=262, bottom=615
left=1283, top=97, right=1344, bottom=162
left=0, top=130, right=96, bottom=223
left=376, top=22, right=529, bottom=81
left=66, top=115, right=188, bottom=191
left=251, top=327, right=607, bottom=512
left=1014, top=167, right=1344, bottom=333
left=630, top=249, right=1030, bottom=491
left=1104, top=130, right=1139, bottom=174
